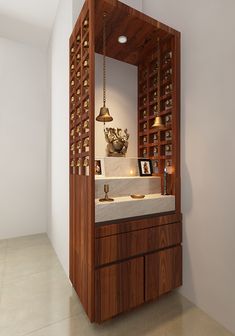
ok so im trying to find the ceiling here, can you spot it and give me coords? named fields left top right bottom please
left=95, top=0, right=174, bottom=66
left=0, top=0, right=60, bottom=48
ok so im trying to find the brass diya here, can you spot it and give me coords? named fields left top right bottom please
left=130, top=194, right=145, bottom=199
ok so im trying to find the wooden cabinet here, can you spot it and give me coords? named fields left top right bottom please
left=95, top=222, right=182, bottom=266
left=95, top=244, right=182, bottom=322
left=70, top=0, right=181, bottom=323
left=95, top=257, right=144, bottom=322
left=145, top=246, right=182, bottom=301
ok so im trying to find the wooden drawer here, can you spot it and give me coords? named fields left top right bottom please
left=145, top=245, right=182, bottom=301
left=95, top=257, right=144, bottom=322
left=95, top=222, right=182, bottom=266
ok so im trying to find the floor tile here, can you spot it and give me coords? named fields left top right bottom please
left=3, top=244, right=59, bottom=283
left=0, top=240, right=7, bottom=262
left=22, top=296, right=234, bottom=336
left=0, top=234, right=233, bottom=336
left=0, top=267, right=82, bottom=336
left=6, top=234, right=50, bottom=252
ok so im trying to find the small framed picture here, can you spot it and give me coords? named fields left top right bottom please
left=95, top=159, right=105, bottom=177
left=138, top=159, right=153, bottom=176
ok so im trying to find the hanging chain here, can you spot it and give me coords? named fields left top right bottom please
left=103, top=12, right=106, bottom=107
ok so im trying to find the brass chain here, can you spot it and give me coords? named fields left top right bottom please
left=103, top=12, right=106, bottom=107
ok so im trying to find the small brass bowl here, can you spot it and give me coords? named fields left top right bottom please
left=130, top=194, right=145, bottom=199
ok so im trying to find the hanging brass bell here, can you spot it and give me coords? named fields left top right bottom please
left=96, top=106, right=113, bottom=123
left=152, top=115, right=164, bottom=128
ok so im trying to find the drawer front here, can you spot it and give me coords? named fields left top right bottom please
left=145, top=245, right=182, bottom=301
left=95, top=257, right=144, bottom=322
left=95, top=222, right=182, bottom=266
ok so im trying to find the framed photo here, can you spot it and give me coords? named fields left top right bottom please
left=95, top=159, right=105, bottom=177
left=138, top=159, right=153, bottom=176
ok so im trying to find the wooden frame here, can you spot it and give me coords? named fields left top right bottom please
left=69, top=0, right=181, bottom=323
left=138, top=159, right=153, bottom=176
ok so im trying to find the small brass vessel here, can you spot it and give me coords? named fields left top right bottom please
left=99, top=184, right=114, bottom=202
left=130, top=194, right=145, bottom=199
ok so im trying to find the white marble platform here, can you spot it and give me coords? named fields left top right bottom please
left=95, top=176, right=161, bottom=198
left=95, top=194, right=175, bottom=223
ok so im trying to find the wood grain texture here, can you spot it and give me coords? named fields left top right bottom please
left=95, top=213, right=182, bottom=238
left=95, top=222, right=182, bottom=266
left=95, top=257, right=144, bottom=322
left=69, top=0, right=95, bottom=322
left=172, top=33, right=181, bottom=213
left=145, top=245, right=182, bottom=301
left=94, top=0, right=179, bottom=65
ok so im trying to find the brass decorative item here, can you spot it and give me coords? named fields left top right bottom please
left=83, top=19, right=89, bottom=28
left=76, top=158, right=81, bottom=167
left=83, top=137, right=89, bottom=147
left=96, top=12, right=113, bottom=124
left=71, top=143, right=75, bottom=154
left=99, top=184, right=114, bottom=202
left=104, top=128, right=129, bottom=157
left=77, top=141, right=81, bottom=150
left=163, top=167, right=168, bottom=195
left=83, top=119, right=89, bottom=130
left=165, top=98, right=172, bottom=110
left=152, top=115, right=164, bottom=129
left=70, top=112, right=74, bottom=121
left=77, top=107, right=81, bottom=117
left=70, top=128, right=75, bottom=138
left=84, top=99, right=89, bottom=108
left=152, top=85, right=164, bottom=129
left=70, top=159, right=75, bottom=167
left=83, top=157, right=89, bottom=167
left=130, top=194, right=145, bottom=199
left=83, top=40, right=89, bottom=48
left=76, top=125, right=81, bottom=135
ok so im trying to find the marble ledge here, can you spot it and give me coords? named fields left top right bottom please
left=95, top=176, right=161, bottom=198
left=95, top=193, right=175, bottom=223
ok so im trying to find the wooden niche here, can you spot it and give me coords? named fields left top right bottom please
left=69, top=0, right=181, bottom=323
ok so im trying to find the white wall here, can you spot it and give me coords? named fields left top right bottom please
left=0, top=37, right=49, bottom=239
left=48, top=0, right=73, bottom=275
left=120, top=0, right=142, bottom=11
left=143, top=0, right=235, bottom=333
left=95, top=54, right=137, bottom=158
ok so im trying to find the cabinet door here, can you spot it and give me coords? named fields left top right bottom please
left=95, top=257, right=144, bottom=322
left=145, top=246, right=182, bottom=301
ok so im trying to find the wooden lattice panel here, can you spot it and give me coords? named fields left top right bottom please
left=70, top=12, right=92, bottom=176
left=69, top=0, right=95, bottom=322
left=138, top=37, right=176, bottom=194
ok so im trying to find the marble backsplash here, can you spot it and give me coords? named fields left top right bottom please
left=100, top=157, right=139, bottom=177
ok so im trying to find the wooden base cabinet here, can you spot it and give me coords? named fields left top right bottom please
left=95, top=257, right=144, bottom=322
left=95, top=216, right=182, bottom=322
left=145, top=246, right=182, bottom=301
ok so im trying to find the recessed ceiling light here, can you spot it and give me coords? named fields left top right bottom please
left=118, top=35, right=127, bottom=44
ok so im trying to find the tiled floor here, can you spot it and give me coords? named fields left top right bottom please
left=0, top=234, right=233, bottom=336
